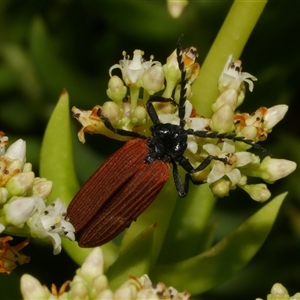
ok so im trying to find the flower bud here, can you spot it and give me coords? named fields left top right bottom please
left=80, top=248, right=104, bottom=281
left=91, top=275, right=109, bottom=296
left=162, top=49, right=181, bottom=98
left=264, top=104, right=288, bottom=130
left=270, top=283, right=289, bottom=298
left=31, top=178, right=53, bottom=199
left=21, top=274, right=50, bottom=299
left=114, top=286, right=137, bottom=300
left=141, top=64, right=165, bottom=95
left=212, top=89, right=238, bottom=112
left=259, top=157, right=297, bottom=183
left=4, top=196, right=37, bottom=227
left=239, top=125, right=259, bottom=141
left=210, top=179, right=230, bottom=198
left=106, top=75, right=127, bottom=105
left=101, top=101, right=122, bottom=126
left=239, top=183, right=271, bottom=202
left=211, top=104, right=234, bottom=132
left=167, top=0, right=187, bottom=18
left=23, top=162, right=32, bottom=172
left=0, top=187, right=8, bottom=204
left=6, top=171, right=35, bottom=196
left=69, top=281, right=88, bottom=299
left=5, top=139, right=26, bottom=166
left=131, top=106, right=148, bottom=125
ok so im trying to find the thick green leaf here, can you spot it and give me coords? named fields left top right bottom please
left=107, top=223, right=155, bottom=290
left=150, top=192, right=286, bottom=295
left=40, top=89, right=79, bottom=204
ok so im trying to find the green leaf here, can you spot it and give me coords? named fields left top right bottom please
left=158, top=184, right=217, bottom=264
left=107, top=223, right=156, bottom=291
left=150, top=192, right=286, bottom=295
left=40, top=89, right=79, bottom=204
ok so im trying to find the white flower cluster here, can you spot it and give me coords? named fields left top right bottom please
left=21, top=247, right=190, bottom=300
left=0, top=135, right=75, bottom=254
left=70, top=47, right=296, bottom=202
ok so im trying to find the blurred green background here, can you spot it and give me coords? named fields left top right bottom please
left=0, top=1, right=299, bottom=299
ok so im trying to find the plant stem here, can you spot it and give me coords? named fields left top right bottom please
left=193, top=0, right=267, bottom=117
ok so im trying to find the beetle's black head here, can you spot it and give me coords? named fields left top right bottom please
left=146, top=123, right=188, bottom=163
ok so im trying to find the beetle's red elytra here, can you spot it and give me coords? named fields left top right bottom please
left=67, top=139, right=170, bottom=247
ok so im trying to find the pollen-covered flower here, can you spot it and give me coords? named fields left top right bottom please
left=203, top=140, right=254, bottom=186
left=215, top=55, right=257, bottom=111
left=20, top=247, right=190, bottom=300
left=235, top=105, right=289, bottom=142
left=0, top=236, right=30, bottom=274
left=27, top=198, right=75, bottom=255
left=219, top=54, right=257, bottom=93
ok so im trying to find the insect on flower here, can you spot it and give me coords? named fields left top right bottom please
left=67, top=37, right=269, bottom=247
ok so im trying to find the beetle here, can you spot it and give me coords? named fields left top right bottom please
left=67, top=37, right=268, bottom=247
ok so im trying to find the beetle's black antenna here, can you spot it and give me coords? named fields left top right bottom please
left=177, top=35, right=188, bottom=124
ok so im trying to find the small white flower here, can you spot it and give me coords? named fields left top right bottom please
left=203, top=140, right=253, bottom=185
left=219, top=55, right=257, bottom=92
left=109, top=50, right=161, bottom=87
left=27, top=198, right=75, bottom=255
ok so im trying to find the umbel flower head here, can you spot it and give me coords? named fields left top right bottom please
left=71, top=47, right=296, bottom=202
left=0, top=133, right=75, bottom=260
left=20, top=247, right=190, bottom=300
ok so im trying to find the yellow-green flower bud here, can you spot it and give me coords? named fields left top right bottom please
left=239, top=183, right=271, bottom=202
left=210, top=179, right=230, bottom=198
left=259, top=157, right=297, bottom=183
left=240, top=125, right=259, bottom=141
left=23, top=162, right=32, bottom=172
left=0, top=187, right=8, bottom=204
left=162, top=49, right=181, bottom=98
left=264, top=104, right=288, bottom=130
left=101, top=101, right=122, bottom=126
left=80, top=247, right=104, bottom=281
left=212, top=89, right=238, bottom=112
left=269, top=283, right=289, bottom=299
left=167, top=0, right=188, bottom=18
left=131, top=106, right=148, bottom=125
left=69, top=280, right=88, bottom=299
left=20, top=274, right=50, bottom=299
left=106, top=75, right=127, bottom=105
left=6, top=171, right=35, bottom=196
left=211, top=104, right=234, bottom=133
left=31, top=178, right=53, bottom=199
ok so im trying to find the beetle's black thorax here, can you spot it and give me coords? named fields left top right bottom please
left=146, top=123, right=188, bottom=164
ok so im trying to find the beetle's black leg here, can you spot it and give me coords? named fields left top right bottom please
left=179, top=155, right=229, bottom=174
left=170, top=160, right=186, bottom=197
left=146, top=97, right=178, bottom=125
left=188, top=129, right=271, bottom=155
left=98, top=107, right=147, bottom=139
left=176, top=36, right=188, bottom=125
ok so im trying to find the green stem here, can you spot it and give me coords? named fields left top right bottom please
left=193, top=0, right=267, bottom=117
